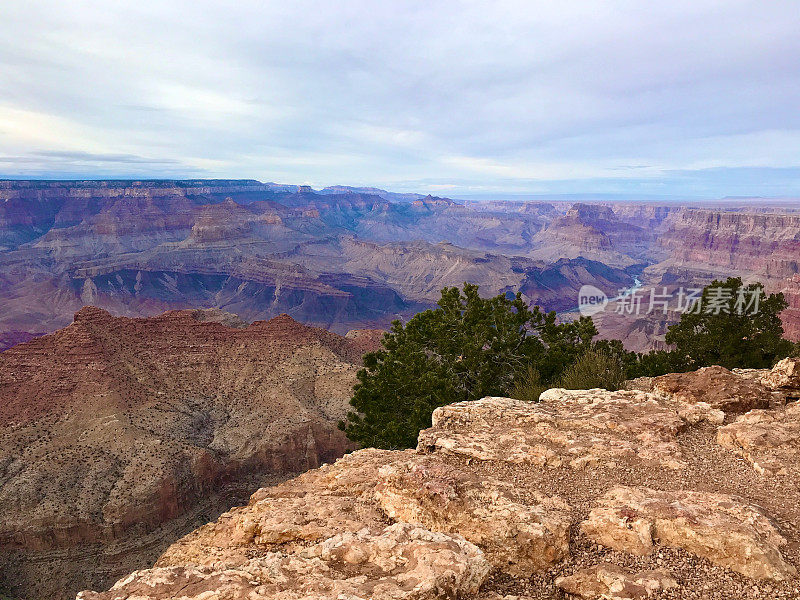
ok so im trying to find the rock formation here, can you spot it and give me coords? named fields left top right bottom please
left=0, top=308, right=367, bottom=600
left=0, top=180, right=645, bottom=346
left=649, top=365, right=783, bottom=412
left=78, top=360, right=800, bottom=600
left=581, top=486, right=795, bottom=580
left=762, top=356, right=800, bottom=396
left=3, top=180, right=798, bottom=350
left=530, top=203, right=655, bottom=268
left=555, top=564, right=678, bottom=600
left=717, top=401, right=800, bottom=476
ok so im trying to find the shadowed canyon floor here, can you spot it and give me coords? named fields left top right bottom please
left=78, top=359, right=800, bottom=600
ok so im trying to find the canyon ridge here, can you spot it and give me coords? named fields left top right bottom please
left=1, top=180, right=798, bottom=352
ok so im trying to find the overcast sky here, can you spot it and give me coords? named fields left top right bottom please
left=1, top=0, right=799, bottom=197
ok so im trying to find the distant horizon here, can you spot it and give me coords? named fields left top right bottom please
left=3, top=176, right=800, bottom=205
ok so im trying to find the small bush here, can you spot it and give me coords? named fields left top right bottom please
left=509, top=365, right=550, bottom=402
left=558, top=348, right=627, bottom=392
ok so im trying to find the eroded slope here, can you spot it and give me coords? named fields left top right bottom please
left=0, top=307, right=370, bottom=599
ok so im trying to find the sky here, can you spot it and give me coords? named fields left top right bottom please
left=1, top=0, right=800, bottom=198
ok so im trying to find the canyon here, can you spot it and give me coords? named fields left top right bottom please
left=2, top=180, right=800, bottom=599
left=1, top=180, right=798, bottom=353
left=0, top=180, right=636, bottom=348
left=0, top=307, right=377, bottom=599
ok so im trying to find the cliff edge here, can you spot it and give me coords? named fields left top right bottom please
left=78, top=358, right=800, bottom=600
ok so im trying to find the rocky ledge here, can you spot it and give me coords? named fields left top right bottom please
left=79, top=359, right=800, bottom=600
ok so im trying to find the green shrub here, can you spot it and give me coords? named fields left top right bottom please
left=665, top=277, right=792, bottom=370
left=558, top=348, right=627, bottom=391
left=627, top=349, right=688, bottom=378
left=508, top=365, right=550, bottom=402
left=341, top=283, right=597, bottom=449
left=341, top=278, right=797, bottom=450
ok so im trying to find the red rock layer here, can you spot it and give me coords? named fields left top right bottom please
left=0, top=307, right=363, bottom=599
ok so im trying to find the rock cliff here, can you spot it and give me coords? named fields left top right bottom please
left=0, top=181, right=640, bottom=345
left=530, top=203, right=655, bottom=268
left=0, top=308, right=374, bottom=600
left=79, top=359, right=800, bottom=600
left=650, top=209, right=800, bottom=341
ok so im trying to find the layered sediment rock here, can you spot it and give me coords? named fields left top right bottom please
left=0, top=181, right=643, bottom=345
left=650, top=208, right=800, bottom=341
left=529, top=203, right=654, bottom=267
left=417, top=392, right=689, bottom=470
left=650, top=365, right=782, bottom=412
left=762, top=357, right=800, bottom=395
left=0, top=308, right=364, bottom=599
left=717, top=402, right=800, bottom=476
left=375, top=456, right=571, bottom=574
left=581, top=486, right=796, bottom=581
left=556, top=564, right=678, bottom=600
left=78, top=523, right=489, bottom=600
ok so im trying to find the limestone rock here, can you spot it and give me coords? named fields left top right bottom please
left=762, top=357, right=800, bottom=394
left=624, top=376, right=655, bottom=393
left=555, top=564, right=678, bottom=599
left=581, top=486, right=796, bottom=581
left=158, top=448, right=401, bottom=568
left=78, top=523, right=490, bottom=600
left=651, top=366, right=779, bottom=412
left=418, top=392, right=688, bottom=470
left=674, top=400, right=725, bottom=425
left=717, top=402, right=800, bottom=476
left=375, top=455, right=570, bottom=574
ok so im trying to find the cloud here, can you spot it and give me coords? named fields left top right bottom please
left=0, top=0, right=799, bottom=196
left=31, top=151, right=181, bottom=164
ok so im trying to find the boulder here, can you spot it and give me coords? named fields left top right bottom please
left=762, top=357, right=800, bottom=395
left=375, top=455, right=571, bottom=574
left=555, top=564, right=678, bottom=600
left=717, top=402, right=800, bottom=476
left=78, top=523, right=490, bottom=600
left=581, top=486, right=796, bottom=581
left=418, top=392, right=688, bottom=470
left=651, top=366, right=779, bottom=412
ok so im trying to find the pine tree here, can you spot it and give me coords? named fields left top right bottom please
left=665, top=277, right=791, bottom=370
left=340, top=284, right=596, bottom=448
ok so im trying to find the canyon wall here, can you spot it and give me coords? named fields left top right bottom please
left=0, top=181, right=637, bottom=345
left=1, top=181, right=798, bottom=350
left=650, top=209, right=800, bottom=340
left=0, top=307, right=373, bottom=600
